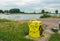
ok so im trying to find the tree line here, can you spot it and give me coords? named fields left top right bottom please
left=0, top=8, right=59, bottom=14
left=0, top=8, right=24, bottom=14
left=41, top=10, right=58, bottom=14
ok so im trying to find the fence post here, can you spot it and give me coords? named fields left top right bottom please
left=59, top=22, right=60, bottom=30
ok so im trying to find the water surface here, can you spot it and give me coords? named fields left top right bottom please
left=0, top=14, right=60, bottom=20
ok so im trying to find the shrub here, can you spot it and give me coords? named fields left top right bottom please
left=40, top=14, right=51, bottom=18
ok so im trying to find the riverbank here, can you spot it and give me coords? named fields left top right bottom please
left=0, top=18, right=60, bottom=28
left=19, top=18, right=60, bottom=28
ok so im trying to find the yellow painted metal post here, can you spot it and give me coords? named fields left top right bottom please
left=28, top=19, right=42, bottom=38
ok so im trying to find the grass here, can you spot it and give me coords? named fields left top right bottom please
left=0, top=19, right=12, bottom=22
left=0, top=19, right=34, bottom=41
left=49, top=33, right=60, bottom=41
left=50, top=16, right=60, bottom=18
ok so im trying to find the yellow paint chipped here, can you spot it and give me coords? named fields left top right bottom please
left=29, top=19, right=43, bottom=38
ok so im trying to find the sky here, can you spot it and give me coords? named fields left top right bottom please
left=0, top=0, right=60, bottom=13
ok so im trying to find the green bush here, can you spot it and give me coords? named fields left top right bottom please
left=40, top=14, right=51, bottom=18
left=40, top=14, right=60, bottom=18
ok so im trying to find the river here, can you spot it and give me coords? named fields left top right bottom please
left=0, top=14, right=60, bottom=20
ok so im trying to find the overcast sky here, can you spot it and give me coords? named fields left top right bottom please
left=0, top=0, right=60, bottom=12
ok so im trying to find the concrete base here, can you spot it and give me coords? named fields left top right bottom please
left=25, top=35, right=40, bottom=40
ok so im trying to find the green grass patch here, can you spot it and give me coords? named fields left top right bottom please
left=49, top=33, right=60, bottom=41
left=0, top=21, right=34, bottom=41
left=0, top=19, right=12, bottom=22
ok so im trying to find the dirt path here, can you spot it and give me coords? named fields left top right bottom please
left=38, top=18, right=60, bottom=28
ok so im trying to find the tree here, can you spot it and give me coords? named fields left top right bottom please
left=34, top=11, right=36, bottom=14
left=4, top=10, right=9, bottom=13
left=41, top=10, right=45, bottom=14
left=0, top=10, right=3, bottom=13
left=45, top=11, right=49, bottom=14
left=55, top=10, right=58, bottom=14
left=9, top=8, right=20, bottom=13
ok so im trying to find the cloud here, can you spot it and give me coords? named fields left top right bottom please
left=0, top=0, right=60, bottom=12
left=5, top=0, right=42, bottom=6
